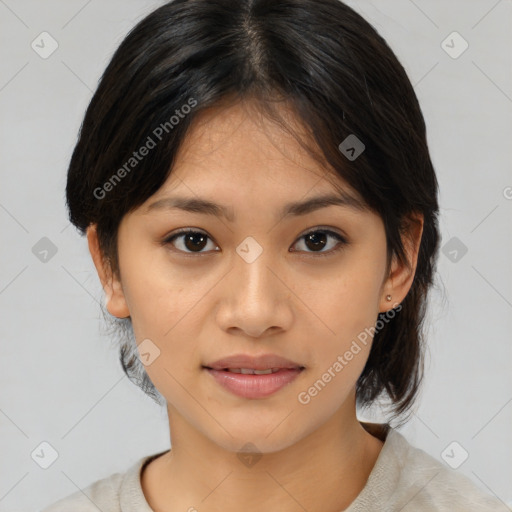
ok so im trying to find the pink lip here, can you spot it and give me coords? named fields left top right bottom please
left=203, top=353, right=304, bottom=371
left=204, top=368, right=304, bottom=399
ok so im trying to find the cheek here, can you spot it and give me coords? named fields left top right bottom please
left=304, top=256, right=383, bottom=383
left=116, top=249, right=209, bottom=379
left=315, top=258, right=382, bottom=340
left=297, top=292, right=377, bottom=413
left=119, top=246, right=204, bottom=338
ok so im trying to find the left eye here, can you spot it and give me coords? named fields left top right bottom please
left=163, top=228, right=347, bottom=256
left=292, top=229, right=347, bottom=256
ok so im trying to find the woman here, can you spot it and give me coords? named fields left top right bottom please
left=42, top=0, right=505, bottom=510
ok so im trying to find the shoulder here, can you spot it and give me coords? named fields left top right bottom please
left=40, top=471, right=124, bottom=512
left=40, top=454, right=155, bottom=512
left=380, top=428, right=507, bottom=511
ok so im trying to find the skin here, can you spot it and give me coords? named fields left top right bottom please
left=87, top=99, right=423, bottom=512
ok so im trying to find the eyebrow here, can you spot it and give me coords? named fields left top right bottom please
left=146, top=191, right=368, bottom=222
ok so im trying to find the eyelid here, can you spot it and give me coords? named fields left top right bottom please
left=162, top=227, right=219, bottom=257
left=292, top=227, right=347, bottom=258
left=299, top=225, right=347, bottom=240
left=162, top=226, right=348, bottom=256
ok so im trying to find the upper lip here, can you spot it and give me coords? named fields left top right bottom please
left=203, top=353, right=305, bottom=371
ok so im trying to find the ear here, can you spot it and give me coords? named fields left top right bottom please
left=86, top=224, right=130, bottom=319
left=379, top=212, right=424, bottom=313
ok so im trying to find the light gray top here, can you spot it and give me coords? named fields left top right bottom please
left=41, top=423, right=508, bottom=511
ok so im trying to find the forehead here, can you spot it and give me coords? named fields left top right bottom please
left=156, top=100, right=363, bottom=205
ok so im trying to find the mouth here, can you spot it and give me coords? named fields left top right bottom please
left=201, top=353, right=305, bottom=398
left=202, top=366, right=305, bottom=399
left=203, top=353, right=305, bottom=372
left=202, top=367, right=305, bottom=374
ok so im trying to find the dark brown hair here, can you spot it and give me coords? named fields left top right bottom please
left=66, top=0, right=441, bottom=424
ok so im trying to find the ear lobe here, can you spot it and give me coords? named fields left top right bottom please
left=86, top=224, right=130, bottom=319
left=380, top=212, right=424, bottom=313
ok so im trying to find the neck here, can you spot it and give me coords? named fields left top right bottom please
left=141, top=399, right=385, bottom=512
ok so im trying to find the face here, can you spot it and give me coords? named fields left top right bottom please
left=90, top=101, right=416, bottom=454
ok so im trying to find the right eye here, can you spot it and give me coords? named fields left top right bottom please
left=162, top=228, right=219, bottom=255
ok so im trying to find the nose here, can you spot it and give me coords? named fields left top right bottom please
left=215, top=244, right=294, bottom=338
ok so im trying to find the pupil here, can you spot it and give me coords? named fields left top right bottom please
left=305, top=232, right=326, bottom=251
left=185, top=233, right=207, bottom=251
left=182, top=232, right=328, bottom=253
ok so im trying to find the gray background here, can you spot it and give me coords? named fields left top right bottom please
left=1, top=0, right=511, bottom=510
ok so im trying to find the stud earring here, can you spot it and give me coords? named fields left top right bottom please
left=386, top=294, right=392, bottom=301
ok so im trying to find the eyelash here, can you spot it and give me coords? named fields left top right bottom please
left=162, top=227, right=348, bottom=258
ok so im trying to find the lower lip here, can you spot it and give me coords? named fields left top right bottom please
left=204, top=368, right=304, bottom=399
